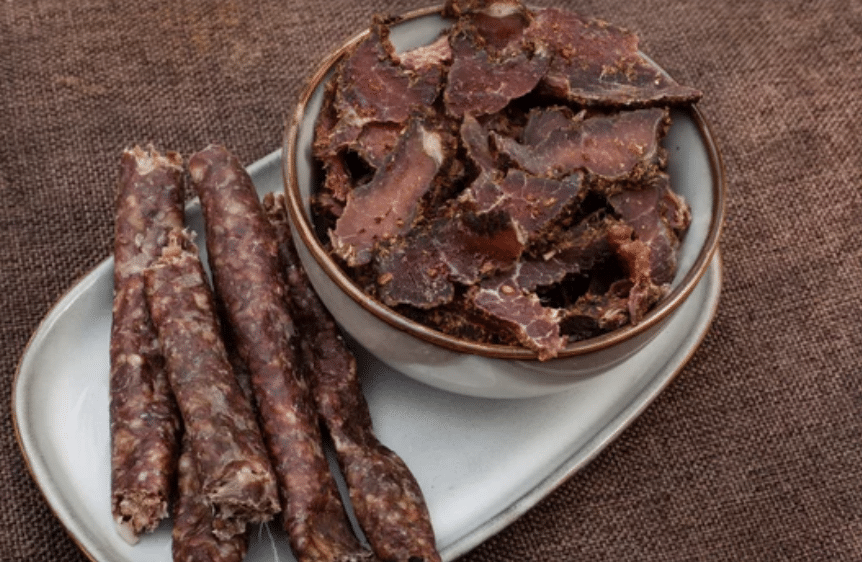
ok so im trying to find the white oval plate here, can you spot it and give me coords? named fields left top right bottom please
left=13, top=150, right=721, bottom=562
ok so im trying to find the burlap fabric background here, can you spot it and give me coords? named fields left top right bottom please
left=2, top=0, right=861, bottom=560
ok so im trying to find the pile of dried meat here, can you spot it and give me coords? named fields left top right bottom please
left=312, top=0, right=701, bottom=360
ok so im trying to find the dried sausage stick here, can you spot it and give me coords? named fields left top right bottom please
left=189, top=145, right=371, bottom=562
left=264, top=193, right=441, bottom=562
left=110, top=146, right=183, bottom=544
left=144, top=230, right=280, bottom=541
left=172, top=435, right=249, bottom=562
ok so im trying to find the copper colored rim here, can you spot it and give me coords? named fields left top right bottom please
left=283, top=6, right=726, bottom=361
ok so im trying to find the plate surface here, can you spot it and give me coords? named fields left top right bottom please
left=13, top=150, right=721, bottom=562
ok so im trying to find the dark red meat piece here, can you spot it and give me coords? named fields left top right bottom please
left=399, top=33, right=453, bottom=72
left=462, top=169, right=586, bottom=240
left=331, top=119, right=448, bottom=266
left=493, top=107, right=669, bottom=181
left=563, top=286, right=631, bottom=336
left=460, top=114, right=497, bottom=174
left=444, top=25, right=548, bottom=117
left=374, top=207, right=526, bottom=309
left=605, top=222, right=666, bottom=323
left=353, top=122, right=406, bottom=169
left=526, top=7, right=702, bottom=108
left=376, top=228, right=456, bottom=309
left=329, top=19, right=445, bottom=151
left=507, top=216, right=616, bottom=292
left=608, top=172, right=690, bottom=285
left=470, top=276, right=566, bottom=360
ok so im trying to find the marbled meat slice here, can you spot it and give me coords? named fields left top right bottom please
left=329, top=18, right=446, bottom=151
left=332, top=118, right=447, bottom=266
left=470, top=276, right=566, bottom=360
left=521, top=105, right=581, bottom=147
left=526, top=7, right=702, bottom=107
left=464, top=214, right=625, bottom=355
left=189, top=146, right=371, bottom=562
left=172, top=436, right=249, bottom=562
left=375, top=207, right=526, bottom=309
left=493, top=107, right=669, bottom=182
left=608, top=171, right=690, bottom=285
left=461, top=169, right=586, bottom=240
left=375, top=228, right=455, bottom=309
left=506, top=215, right=616, bottom=292
left=460, top=114, right=497, bottom=175
left=399, top=33, right=453, bottom=72
left=110, top=145, right=183, bottom=544
left=605, top=222, right=666, bottom=323
left=354, top=122, right=406, bottom=169
left=443, top=16, right=549, bottom=117
left=143, top=230, right=280, bottom=540
left=445, top=0, right=533, bottom=53
left=265, top=193, right=442, bottom=562
left=562, top=286, right=631, bottom=339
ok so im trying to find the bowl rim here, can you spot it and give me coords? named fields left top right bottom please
left=283, top=5, right=726, bottom=361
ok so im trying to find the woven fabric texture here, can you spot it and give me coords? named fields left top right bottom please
left=2, top=0, right=861, bottom=560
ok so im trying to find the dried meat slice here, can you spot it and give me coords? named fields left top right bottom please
left=605, top=222, right=666, bottom=323
left=507, top=215, right=616, bottom=292
left=399, top=33, right=453, bottom=72
left=526, top=7, right=702, bottom=108
left=562, top=286, right=631, bottom=338
left=329, top=19, right=446, bottom=151
left=189, top=146, right=371, bottom=562
left=443, top=23, right=548, bottom=117
left=608, top=171, right=690, bottom=285
left=460, top=114, right=497, bottom=175
left=374, top=206, right=526, bottom=309
left=461, top=169, right=586, bottom=241
left=493, top=107, right=669, bottom=183
left=144, top=230, right=280, bottom=540
left=110, top=145, right=183, bottom=544
left=469, top=276, right=566, bottom=359
left=172, top=435, right=249, bottom=562
left=265, top=193, right=441, bottom=562
left=353, top=122, right=406, bottom=169
left=375, top=228, right=456, bottom=309
left=332, top=119, right=448, bottom=266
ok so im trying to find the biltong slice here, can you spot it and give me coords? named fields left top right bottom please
left=526, top=7, right=702, bottom=108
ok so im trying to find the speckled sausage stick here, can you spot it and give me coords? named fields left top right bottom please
left=110, top=146, right=183, bottom=544
left=144, top=230, right=280, bottom=540
left=264, top=192, right=442, bottom=562
left=172, top=435, right=249, bottom=562
left=189, top=144, right=371, bottom=562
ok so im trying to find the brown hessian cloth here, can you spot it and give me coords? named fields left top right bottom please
left=2, top=0, right=862, bottom=560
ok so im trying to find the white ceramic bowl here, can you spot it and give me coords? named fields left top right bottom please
left=283, top=7, right=725, bottom=398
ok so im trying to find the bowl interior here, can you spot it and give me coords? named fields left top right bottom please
left=285, top=8, right=725, bottom=360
